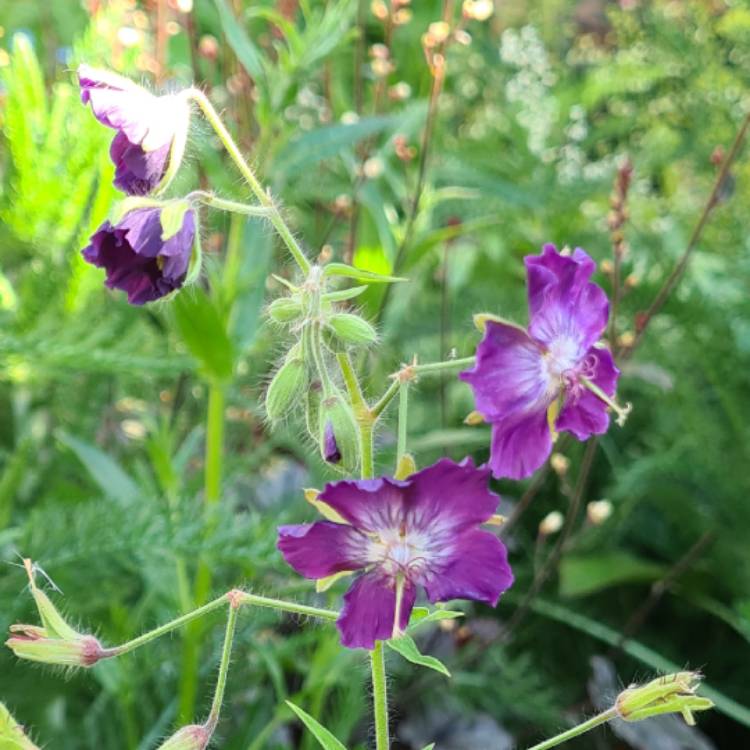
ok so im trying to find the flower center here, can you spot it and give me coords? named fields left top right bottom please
left=369, top=527, right=429, bottom=579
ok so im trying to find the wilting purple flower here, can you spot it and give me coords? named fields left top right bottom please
left=83, top=206, right=195, bottom=305
left=78, top=65, right=189, bottom=195
left=322, top=421, right=341, bottom=463
left=278, top=458, right=513, bottom=649
left=461, top=244, right=629, bottom=480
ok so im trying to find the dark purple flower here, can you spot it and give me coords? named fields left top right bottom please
left=278, top=458, right=513, bottom=649
left=78, top=65, right=188, bottom=195
left=323, top=420, right=341, bottom=463
left=82, top=206, right=195, bottom=305
left=460, top=244, right=629, bottom=480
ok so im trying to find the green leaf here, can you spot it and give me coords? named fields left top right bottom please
left=56, top=431, right=139, bottom=505
left=420, top=745, right=436, bottom=750
left=560, top=552, right=666, bottom=598
left=285, top=701, right=348, bottom=750
left=322, top=262, right=405, bottom=284
left=170, top=288, right=235, bottom=382
left=213, top=0, right=266, bottom=82
left=159, top=200, right=190, bottom=241
left=386, top=634, right=451, bottom=677
left=408, top=606, right=464, bottom=630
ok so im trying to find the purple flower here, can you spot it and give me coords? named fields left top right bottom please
left=82, top=206, right=195, bottom=305
left=460, top=244, right=629, bottom=480
left=278, top=458, right=513, bottom=650
left=78, top=65, right=189, bottom=195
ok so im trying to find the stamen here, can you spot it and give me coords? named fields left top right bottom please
left=580, top=377, right=632, bottom=426
left=392, top=575, right=406, bottom=639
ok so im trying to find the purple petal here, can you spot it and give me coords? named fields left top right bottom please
left=337, top=572, right=416, bottom=649
left=323, top=420, right=341, bottom=463
left=402, top=457, right=500, bottom=532
left=460, top=321, right=551, bottom=423
left=422, top=529, right=513, bottom=606
left=556, top=346, right=620, bottom=440
left=277, top=522, right=369, bottom=579
left=488, top=408, right=552, bottom=480
left=110, top=132, right=170, bottom=195
left=318, top=476, right=410, bottom=533
left=525, top=245, right=609, bottom=355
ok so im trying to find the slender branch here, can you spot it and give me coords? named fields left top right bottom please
left=396, top=382, right=409, bottom=464
left=236, top=592, right=338, bottom=622
left=526, top=708, right=618, bottom=750
left=337, top=351, right=368, bottom=416
left=371, top=378, right=400, bottom=419
left=206, top=602, right=239, bottom=731
left=188, top=191, right=273, bottom=217
left=411, top=356, right=475, bottom=375
left=187, top=88, right=311, bottom=275
left=626, top=111, right=750, bottom=355
left=371, top=641, right=389, bottom=750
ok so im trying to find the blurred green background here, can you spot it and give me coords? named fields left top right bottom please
left=1, top=0, right=749, bottom=748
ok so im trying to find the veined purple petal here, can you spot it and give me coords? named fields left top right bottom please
left=556, top=346, right=620, bottom=439
left=525, top=245, right=609, bottom=354
left=422, top=529, right=513, bottom=606
left=318, top=476, right=410, bottom=533
left=110, top=132, right=170, bottom=195
left=488, top=409, right=552, bottom=480
left=337, top=572, right=416, bottom=650
left=277, top=522, right=368, bottom=579
left=459, top=321, right=551, bottom=423
left=402, top=457, right=499, bottom=532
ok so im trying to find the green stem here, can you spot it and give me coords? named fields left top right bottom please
left=206, top=603, right=239, bottom=731
left=412, top=356, right=475, bottom=375
left=204, top=381, right=225, bottom=506
left=360, top=419, right=375, bottom=479
left=370, top=641, right=389, bottom=750
left=103, top=591, right=338, bottom=660
left=237, top=592, right=338, bottom=621
left=526, top=708, right=618, bottom=750
left=188, top=89, right=311, bottom=275
left=106, top=594, right=230, bottom=658
left=188, top=191, right=274, bottom=217
left=396, top=382, right=409, bottom=464
left=371, top=378, right=400, bottom=419
left=337, top=352, right=367, bottom=415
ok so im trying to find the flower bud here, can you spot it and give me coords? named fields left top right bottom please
left=615, top=672, right=713, bottom=726
left=538, top=510, right=564, bottom=536
left=265, top=349, right=306, bottom=421
left=318, top=392, right=358, bottom=471
left=305, top=380, right=322, bottom=441
left=550, top=452, right=570, bottom=476
left=0, top=703, right=40, bottom=750
left=326, top=313, right=377, bottom=347
left=157, top=724, right=211, bottom=750
left=268, top=296, right=303, bottom=324
left=6, top=559, right=105, bottom=668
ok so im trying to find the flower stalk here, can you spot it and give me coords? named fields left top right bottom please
left=370, top=641, right=390, bottom=750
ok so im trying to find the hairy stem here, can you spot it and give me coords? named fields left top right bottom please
left=188, top=191, right=273, bottom=217
left=205, top=603, right=239, bottom=732
left=526, top=708, right=618, bottom=750
left=397, top=382, right=409, bottom=464
left=371, top=641, right=389, bottom=750
left=188, top=89, right=311, bottom=275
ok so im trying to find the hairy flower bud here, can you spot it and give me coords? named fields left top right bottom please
left=1, top=703, right=41, bottom=750
left=157, top=724, right=211, bottom=750
left=268, top=296, right=303, bottom=324
left=5, top=559, right=106, bottom=668
left=326, top=313, right=377, bottom=347
left=265, top=348, right=306, bottom=421
left=616, top=672, right=713, bottom=726
left=318, top=392, right=358, bottom=471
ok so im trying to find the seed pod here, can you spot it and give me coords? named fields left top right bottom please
left=157, top=724, right=211, bottom=750
left=326, top=313, right=377, bottom=346
left=318, top=392, right=358, bottom=471
left=265, top=350, right=306, bottom=421
left=268, top=297, right=303, bottom=324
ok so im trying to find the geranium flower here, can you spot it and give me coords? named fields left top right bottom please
left=78, top=65, right=189, bottom=195
left=82, top=205, right=195, bottom=305
left=460, top=244, right=629, bottom=480
left=278, top=458, right=513, bottom=649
